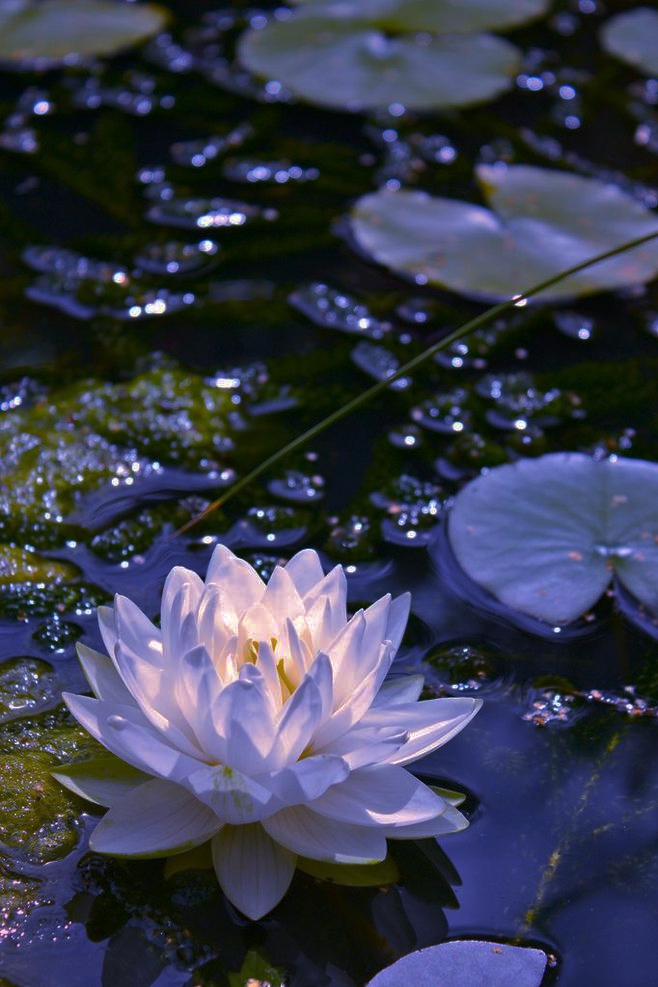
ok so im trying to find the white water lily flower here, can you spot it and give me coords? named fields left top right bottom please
left=55, top=546, right=480, bottom=920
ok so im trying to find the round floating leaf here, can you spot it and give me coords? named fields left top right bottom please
left=350, top=165, right=658, bottom=301
left=600, top=8, right=658, bottom=77
left=447, top=454, right=658, bottom=625
left=367, top=940, right=548, bottom=987
left=238, top=14, right=521, bottom=112
left=290, top=0, right=550, bottom=33
left=0, top=0, right=167, bottom=68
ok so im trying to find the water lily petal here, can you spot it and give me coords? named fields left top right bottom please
left=263, top=805, right=387, bottom=863
left=196, top=585, right=236, bottom=661
left=114, top=640, right=203, bottom=757
left=363, top=697, right=483, bottom=766
left=262, top=753, right=349, bottom=806
left=260, top=565, right=305, bottom=620
left=161, top=581, right=202, bottom=666
left=212, top=823, right=296, bottom=919
left=303, top=565, right=348, bottom=649
left=384, top=592, right=411, bottom=655
left=383, top=801, right=469, bottom=838
left=113, top=595, right=163, bottom=665
left=312, top=642, right=395, bottom=748
left=90, top=778, right=220, bottom=856
left=373, top=675, right=424, bottom=706
left=205, top=544, right=265, bottom=608
left=270, top=655, right=329, bottom=765
left=210, top=667, right=277, bottom=773
left=309, top=764, right=447, bottom=827
left=161, top=565, right=204, bottom=626
left=52, top=754, right=151, bottom=806
left=63, top=692, right=203, bottom=780
left=97, top=604, right=118, bottom=659
left=284, top=549, right=325, bottom=596
left=76, top=642, right=134, bottom=704
left=185, top=761, right=277, bottom=824
left=318, top=722, right=408, bottom=768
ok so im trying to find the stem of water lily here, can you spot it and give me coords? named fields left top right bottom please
left=177, top=228, right=658, bottom=534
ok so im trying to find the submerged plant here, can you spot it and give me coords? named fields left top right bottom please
left=54, top=546, right=480, bottom=919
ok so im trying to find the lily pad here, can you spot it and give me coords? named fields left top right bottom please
left=350, top=165, right=658, bottom=301
left=290, top=0, right=550, bottom=34
left=447, top=454, right=658, bottom=626
left=366, top=939, right=548, bottom=986
left=600, top=8, right=658, bottom=77
left=0, top=0, right=167, bottom=69
left=238, top=12, right=521, bottom=112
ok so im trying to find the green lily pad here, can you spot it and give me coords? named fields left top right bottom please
left=238, top=13, right=521, bottom=112
left=290, top=0, right=550, bottom=33
left=350, top=165, right=658, bottom=301
left=600, top=8, right=658, bottom=77
left=0, top=0, right=167, bottom=68
left=447, top=454, right=658, bottom=625
left=367, top=940, right=548, bottom=986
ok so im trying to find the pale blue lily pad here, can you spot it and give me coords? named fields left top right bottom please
left=0, top=0, right=167, bottom=68
left=600, top=8, right=658, bottom=77
left=447, top=454, right=658, bottom=625
left=367, top=939, right=548, bottom=986
left=238, top=12, right=521, bottom=112
left=350, top=165, right=658, bottom=301
left=290, top=0, right=550, bottom=34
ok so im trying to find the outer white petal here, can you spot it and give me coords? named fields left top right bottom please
left=383, top=592, right=411, bottom=656
left=382, top=801, right=469, bottom=838
left=283, top=549, right=325, bottom=596
left=113, top=595, right=163, bottom=665
left=90, top=778, right=220, bottom=856
left=161, top=581, right=202, bottom=666
left=63, top=693, right=204, bottom=781
left=316, top=722, right=408, bottom=768
left=184, top=761, right=278, bottom=824
left=260, top=754, right=349, bottom=807
left=161, top=565, right=204, bottom=627
left=364, top=697, right=482, bottom=766
left=373, top=675, right=424, bottom=706
left=113, top=641, right=204, bottom=758
left=205, top=544, right=265, bottom=607
left=52, top=755, right=150, bottom=806
left=97, top=604, right=118, bottom=659
left=263, top=805, right=387, bottom=864
left=308, top=764, right=447, bottom=828
left=76, top=642, right=134, bottom=705
left=212, top=823, right=296, bottom=920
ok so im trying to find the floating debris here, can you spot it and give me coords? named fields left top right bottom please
left=554, top=310, right=596, bottom=341
left=410, top=389, right=473, bottom=434
left=223, top=158, right=320, bottom=184
left=134, top=239, right=219, bottom=275
left=268, top=470, right=325, bottom=503
left=372, top=474, right=448, bottom=547
left=289, top=283, right=391, bottom=338
left=146, top=195, right=275, bottom=229
left=70, top=71, right=176, bottom=115
left=476, top=372, right=584, bottom=429
left=169, top=123, right=254, bottom=167
left=351, top=341, right=411, bottom=388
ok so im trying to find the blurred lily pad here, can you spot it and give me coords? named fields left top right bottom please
left=350, top=165, right=658, bottom=301
left=238, top=10, right=522, bottom=112
left=367, top=939, right=548, bottom=986
left=447, top=453, right=658, bottom=625
left=600, top=7, right=658, bottom=77
left=0, top=0, right=167, bottom=69
left=290, top=0, right=550, bottom=33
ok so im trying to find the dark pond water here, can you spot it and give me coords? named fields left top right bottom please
left=1, top=1, right=658, bottom=985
